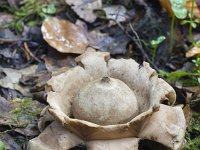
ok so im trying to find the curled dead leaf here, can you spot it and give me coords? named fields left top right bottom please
left=0, top=65, right=37, bottom=96
left=186, top=46, right=200, bottom=57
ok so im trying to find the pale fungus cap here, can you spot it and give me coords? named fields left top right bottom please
left=29, top=50, right=186, bottom=150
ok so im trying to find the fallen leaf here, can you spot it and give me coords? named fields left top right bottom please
left=41, top=17, right=88, bottom=54
left=0, top=65, right=37, bottom=96
left=88, top=27, right=129, bottom=54
left=0, top=29, right=19, bottom=40
left=0, top=48, right=16, bottom=59
left=38, top=106, right=54, bottom=132
left=15, top=123, right=40, bottom=137
left=0, top=87, right=23, bottom=101
left=65, top=0, right=102, bottom=23
left=0, top=13, right=13, bottom=26
left=103, top=5, right=128, bottom=25
left=186, top=46, right=200, bottom=57
left=183, top=86, right=200, bottom=112
left=0, top=96, right=11, bottom=113
left=19, top=71, right=51, bottom=103
left=185, top=0, right=200, bottom=19
left=44, top=49, right=76, bottom=73
left=75, top=19, right=129, bottom=54
left=0, top=133, right=21, bottom=150
left=159, top=0, right=174, bottom=16
left=183, top=104, right=192, bottom=128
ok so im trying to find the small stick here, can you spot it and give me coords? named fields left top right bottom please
left=0, top=38, right=29, bottom=42
left=98, top=16, right=159, bottom=72
left=129, top=23, right=143, bottom=48
left=114, top=20, right=159, bottom=72
left=24, top=42, right=41, bottom=62
left=22, top=47, right=31, bottom=61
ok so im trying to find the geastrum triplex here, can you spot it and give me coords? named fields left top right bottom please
left=29, top=50, right=186, bottom=150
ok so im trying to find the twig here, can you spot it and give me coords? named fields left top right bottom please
left=114, top=21, right=159, bottom=72
left=0, top=38, right=29, bottom=42
left=24, top=42, right=41, bottom=62
left=23, top=47, right=31, bottom=61
left=98, top=16, right=159, bottom=71
left=129, top=23, right=143, bottom=49
left=191, top=98, right=200, bottom=103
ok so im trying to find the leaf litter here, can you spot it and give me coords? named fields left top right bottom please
left=0, top=0, right=200, bottom=149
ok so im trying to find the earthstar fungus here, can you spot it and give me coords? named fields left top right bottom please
left=29, top=51, right=186, bottom=150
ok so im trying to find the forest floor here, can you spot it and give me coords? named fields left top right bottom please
left=0, top=0, right=200, bottom=149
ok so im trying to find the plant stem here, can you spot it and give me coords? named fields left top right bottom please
left=152, top=46, right=157, bottom=64
left=189, top=0, right=195, bottom=46
left=170, top=14, right=175, bottom=52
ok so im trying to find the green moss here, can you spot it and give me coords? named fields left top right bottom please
left=184, top=112, right=200, bottom=150
left=0, top=140, right=5, bottom=150
left=9, top=98, right=42, bottom=127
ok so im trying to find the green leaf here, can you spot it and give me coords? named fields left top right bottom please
left=27, top=20, right=39, bottom=26
left=14, top=11, right=28, bottom=17
left=192, top=58, right=200, bottom=67
left=191, top=22, right=197, bottom=28
left=194, top=19, right=200, bottom=23
left=181, top=20, right=190, bottom=25
left=150, top=35, right=166, bottom=48
left=0, top=140, right=5, bottom=150
left=195, top=40, right=200, bottom=47
left=15, top=20, right=24, bottom=33
left=167, top=71, right=189, bottom=81
left=198, top=78, right=200, bottom=84
left=188, top=12, right=193, bottom=18
left=170, top=0, right=187, bottom=19
left=42, top=3, right=56, bottom=14
left=159, top=70, right=189, bottom=82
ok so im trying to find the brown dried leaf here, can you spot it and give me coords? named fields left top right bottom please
left=186, top=46, right=200, bottom=57
left=185, top=0, right=200, bottom=19
left=183, top=86, right=200, bottom=112
left=88, top=28, right=129, bottom=54
left=159, top=0, right=173, bottom=16
left=41, top=17, right=88, bottom=54
left=44, top=50, right=76, bottom=74
left=183, top=104, right=192, bottom=128
left=0, top=65, right=37, bottom=96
